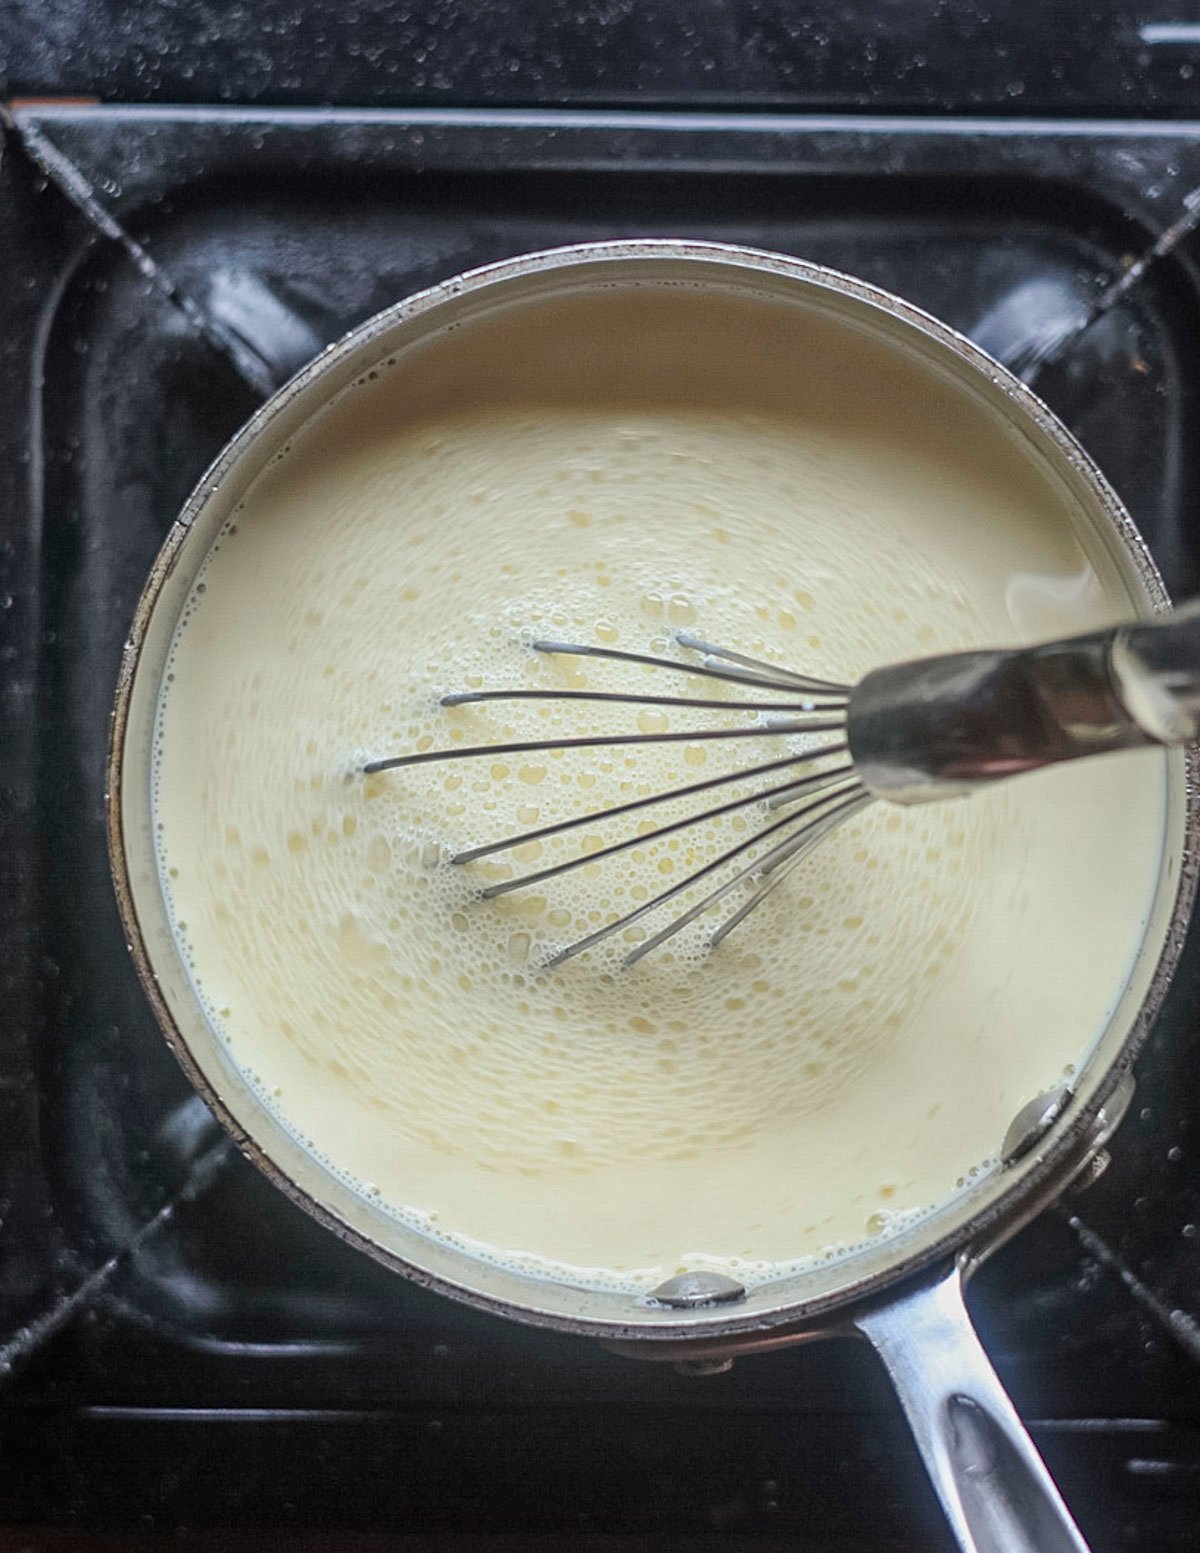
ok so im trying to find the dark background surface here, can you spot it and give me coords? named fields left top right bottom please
left=3, top=4, right=1200, bottom=1552
left=2, top=0, right=1200, bottom=117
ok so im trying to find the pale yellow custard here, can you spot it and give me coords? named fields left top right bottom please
left=153, top=285, right=1165, bottom=1292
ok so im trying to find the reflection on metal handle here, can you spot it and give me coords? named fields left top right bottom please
left=1112, top=594, right=1200, bottom=747
left=850, top=594, right=1200, bottom=806
left=854, top=1265, right=1089, bottom=1553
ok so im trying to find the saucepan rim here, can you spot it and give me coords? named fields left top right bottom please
left=106, top=239, right=1200, bottom=1343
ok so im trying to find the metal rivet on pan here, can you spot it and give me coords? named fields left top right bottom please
left=1001, top=1084, right=1072, bottom=1165
left=1089, top=1069, right=1137, bottom=1151
left=647, top=1271, right=747, bottom=1309
left=1066, top=1070, right=1137, bottom=1194
left=1068, top=1149, right=1112, bottom=1196
left=674, top=1356, right=736, bottom=1376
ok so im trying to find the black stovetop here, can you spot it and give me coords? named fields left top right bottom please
left=2, top=102, right=1200, bottom=1548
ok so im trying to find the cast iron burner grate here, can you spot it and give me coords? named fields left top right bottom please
left=2, top=104, right=1200, bottom=1547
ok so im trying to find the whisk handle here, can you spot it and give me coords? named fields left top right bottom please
left=1111, top=594, right=1200, bottom=746
left=849, top=596, right=1200, bottom=805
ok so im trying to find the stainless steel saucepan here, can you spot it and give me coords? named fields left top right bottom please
left=107, top=242, right=1199, bottom=1553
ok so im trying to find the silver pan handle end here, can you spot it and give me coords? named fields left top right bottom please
left=855, top=1265, right=1090, bottom=1553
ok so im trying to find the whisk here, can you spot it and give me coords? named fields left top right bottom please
left=364, top=599, right=1200, bottom=965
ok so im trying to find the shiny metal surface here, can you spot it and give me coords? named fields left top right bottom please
left=386, top=596, right=1200, bottom=956
left=849, top=595, right=1200, bottom=805
left=855, top=1266, right=1090, bottom=1553
left=105, top=240, right=1200, bottom=1553
left=648, top=1272, right=748, bottom=1309
left=1113, top=595, right=1200, bottom=746
left=1000, top=1087, right=1074, bottom=1167
left=367, top=634, right=862, bottom=964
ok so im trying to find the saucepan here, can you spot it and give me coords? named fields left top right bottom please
left=106, top=242, right=1199, bottom=1553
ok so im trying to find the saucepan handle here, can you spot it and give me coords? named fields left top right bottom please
left=853, top=1263, right=1090, bottom=1553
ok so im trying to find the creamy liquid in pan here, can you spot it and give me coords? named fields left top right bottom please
left=154, top=287, right=1165, bottom=1292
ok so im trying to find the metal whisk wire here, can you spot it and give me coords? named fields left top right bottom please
left=364, top=637, right=871, bottom=963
